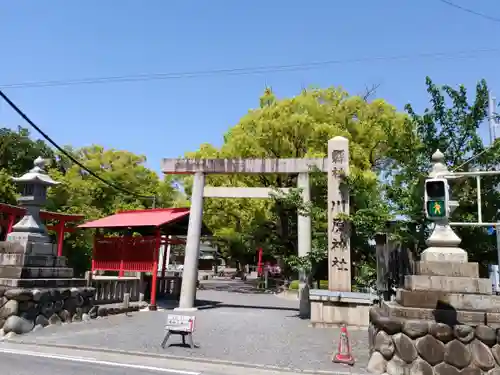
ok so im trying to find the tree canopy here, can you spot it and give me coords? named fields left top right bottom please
left=386, top=77, right=500, bottom=265
left=182, top=86, right=413, bottom=283
left=0, top=128, right=183, bottom=274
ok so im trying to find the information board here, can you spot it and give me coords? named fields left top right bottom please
left=165, top=314, right=195, bottom=333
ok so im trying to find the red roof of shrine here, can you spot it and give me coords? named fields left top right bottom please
left=78, top=208, right=191, bottom=229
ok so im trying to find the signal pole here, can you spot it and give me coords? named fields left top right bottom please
left=489, top=91, right=498, bottom=144
left=488, top=91, right=500, bottom=285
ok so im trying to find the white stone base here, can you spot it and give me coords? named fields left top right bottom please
left=309, top=290, right=374, bottom=328
left=421, top=247, right=468, bottom=263
left=173, top=307, right=198, bottom=312
left=310, top=300, right=371, bottom=328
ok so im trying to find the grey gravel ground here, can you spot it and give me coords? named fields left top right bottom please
left=6, top=281, right=370, bottom=373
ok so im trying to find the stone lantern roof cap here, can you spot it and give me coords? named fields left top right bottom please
left=11, top=156, right=59, bottom=186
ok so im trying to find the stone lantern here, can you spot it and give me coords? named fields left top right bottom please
left=6, top=157, right=59, bottom=253
left=0, top=157, right=96, bottom=336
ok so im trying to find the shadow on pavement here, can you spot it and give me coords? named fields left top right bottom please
left=286, top=313, right=310, bottom=320
left=200, top=302, right=299, bottom=311
left=155, top=298, right=299, bottom=312
left=164, top=342, right=201, bottom=349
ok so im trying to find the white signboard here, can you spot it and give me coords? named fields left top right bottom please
left=165, top=314, right=195, bottom=333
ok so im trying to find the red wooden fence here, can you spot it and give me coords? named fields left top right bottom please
left=92, top=235, right=158, bottom=272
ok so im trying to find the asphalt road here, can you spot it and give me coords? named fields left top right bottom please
left=0, top=345, right=202, bottom=375
left=0, top=353, right=172, bottom=375
left=0, top=342, right=337, bottom=375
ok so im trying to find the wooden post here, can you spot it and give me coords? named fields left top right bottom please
left=149, top=228, right=160, bottom=311
left=56, top=220, right=65, bottom=257
left=161, top=238, right=168, bottom=279
left=257, top=248, right=263, bottom=277
left=123, top=292, right=130, bottom=310
left=91, top=233, right=98, bottom=272
left=375, top=233, right=389, bottom=301
left=6, top=213, right=16, bottom=235
left=119, top=237, right=125, bottom=277
left=138, top=272, right=145, bottom=302
left=85, top=271, right=93, bottom=287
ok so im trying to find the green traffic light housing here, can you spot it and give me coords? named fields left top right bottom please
left=424, top=178, right=449, bottom=220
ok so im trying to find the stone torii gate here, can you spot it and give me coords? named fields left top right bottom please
left=161, top=137, right=350, bottom=312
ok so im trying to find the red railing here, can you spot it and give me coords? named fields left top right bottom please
left=92, top=235, right=158, bottom=272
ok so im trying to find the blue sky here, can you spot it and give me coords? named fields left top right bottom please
left=1, top=1, right=499, bottom=174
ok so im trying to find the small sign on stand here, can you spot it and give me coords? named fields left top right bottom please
left=161, top=314, right=196, bottom=349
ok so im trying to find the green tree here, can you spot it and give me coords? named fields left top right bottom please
left=0, top=126, right=54, bottom=204
left=185, top=87, right=412, bottom=284
left=45, top=146, right=182, bottom=274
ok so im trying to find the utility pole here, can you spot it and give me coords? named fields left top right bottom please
left=489, top=91, right=500, bottom=286
left=489, top=91, right=498, bottom=144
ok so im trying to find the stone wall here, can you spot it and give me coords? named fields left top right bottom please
left=368, top=308, right=500, bottom=375
left=0, top=286, right=96, bottom=336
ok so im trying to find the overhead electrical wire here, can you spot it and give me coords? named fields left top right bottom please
left=1, top=47, right=499, bottom=202
left=437, top=0, right=500, bottom=24
left=1, top=48, right=500, bottom=90
left=0, top=89, right=156, bottom=202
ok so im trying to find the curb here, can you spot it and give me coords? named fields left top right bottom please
left=2, top=339, right=367, bottom=375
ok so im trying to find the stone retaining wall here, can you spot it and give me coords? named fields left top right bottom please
left=368, top=308, right=500, bottom=375
left=0, top=286, right=96, bottom=335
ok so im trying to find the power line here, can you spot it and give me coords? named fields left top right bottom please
left=2, top=48, right=500, bottom=90
left=0, top=89, right=155, bottom=201
left=437, top=0, right=500, bottom=23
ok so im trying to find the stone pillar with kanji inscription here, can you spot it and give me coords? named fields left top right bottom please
left=327, top=136, right=350, bottom=292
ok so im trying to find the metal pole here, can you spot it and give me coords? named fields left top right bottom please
left=477, top=176, right=482, bottom=223
left=495, top=96, right=499, bottom=141
left=489, top=91, right=496, bottom=144
left=451, top=222, right=500, bottom=227
left=438, top=171, right=500, bottom=178
left=496, top=222, right=500, bottom=283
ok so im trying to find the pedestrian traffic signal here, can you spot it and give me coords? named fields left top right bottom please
left=424, top=178, right=449, bottom=220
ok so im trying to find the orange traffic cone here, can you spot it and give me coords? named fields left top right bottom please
left=332, top=325, right=355, bottom=366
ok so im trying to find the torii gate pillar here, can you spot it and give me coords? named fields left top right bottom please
left=177, top=172, right=205, bottom=311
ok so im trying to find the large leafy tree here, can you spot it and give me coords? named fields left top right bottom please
left=184, top=87, right=412, bottom=284
left=0, top=127, right=55, bottom=204
left=45, top=146, right=183, bottom=274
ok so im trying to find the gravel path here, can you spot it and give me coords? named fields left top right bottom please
left=6, top=283, right=370, bottom=373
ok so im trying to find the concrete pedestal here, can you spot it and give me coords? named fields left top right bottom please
left=309, top=290, right=375, bottom=328
left=0, top=237, right=94, bottom=335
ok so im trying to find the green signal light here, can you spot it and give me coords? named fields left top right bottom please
left=427, top=200, right=446, bottom=218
